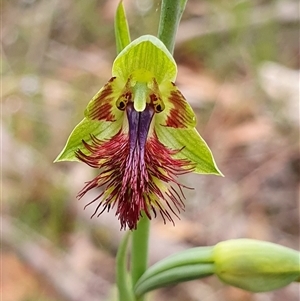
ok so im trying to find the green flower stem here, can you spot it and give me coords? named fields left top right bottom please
left=131, top=214, right=150, bottom=301
left=158, top=0, right=188, bottom=54
left=130, top=2, right=189, bottom=300
left=116, top=232, right=134, bottom=301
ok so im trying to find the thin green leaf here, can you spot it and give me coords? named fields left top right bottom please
left=134, top=246, right=214, bottom=296
left=114, top=0, right=131, bottom=54
left=140, top=246, right=213, bottom=280
left=135, top=264, right=214, bottom=297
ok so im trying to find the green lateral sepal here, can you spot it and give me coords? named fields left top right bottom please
left=54, top=117, right=122, bottom=162
left=156, top=126, right=222, bottom=175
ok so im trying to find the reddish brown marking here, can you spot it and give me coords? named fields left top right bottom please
left=87, top=77, right=117, bottom=121
left=90, top=101, right=115, bottom=121
left=165, top=88, right=193, bottom=128
left=149, top=93, right=158, bottom=103
left=125, top=91, right=132, bottom=100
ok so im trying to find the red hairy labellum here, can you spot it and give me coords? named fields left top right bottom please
left=76, top=103, right=194, bottom=230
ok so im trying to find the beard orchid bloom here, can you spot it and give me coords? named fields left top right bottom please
left=55, top=35, right=221, bottom=230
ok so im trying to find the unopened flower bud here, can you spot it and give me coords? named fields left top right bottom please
left=213, top=239, right=300, bottom=292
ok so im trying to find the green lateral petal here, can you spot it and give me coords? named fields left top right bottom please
left=85, top=77, right=124, bottom=122
left=156, top=81, right=196, bottom=128
left=112, top=35, right=177, bottom=84
left=54, top=118, right=122, bottom=162
left=155, top=126, right=222, bottom=175
left=114, top=0, right=131, bottom=54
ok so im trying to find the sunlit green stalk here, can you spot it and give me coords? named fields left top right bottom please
left=131, top=214, right=150, bottom=301
left=158, top=0, right=188, bottom=54
left=116, top=232, right=134, bottom=301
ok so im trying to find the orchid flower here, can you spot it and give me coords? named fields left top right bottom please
left=55, top=35, right=221, bottom=230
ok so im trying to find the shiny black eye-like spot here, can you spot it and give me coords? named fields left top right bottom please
left=118, top=101, right=126, bottom=110
left=155, top=104, right=163, bottom=113
left=116, top=97, right=127, bottom=111
left=116, top=91, right=131, bottom=111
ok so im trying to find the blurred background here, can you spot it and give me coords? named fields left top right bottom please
left=2, top=0, right=299, bottom=300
